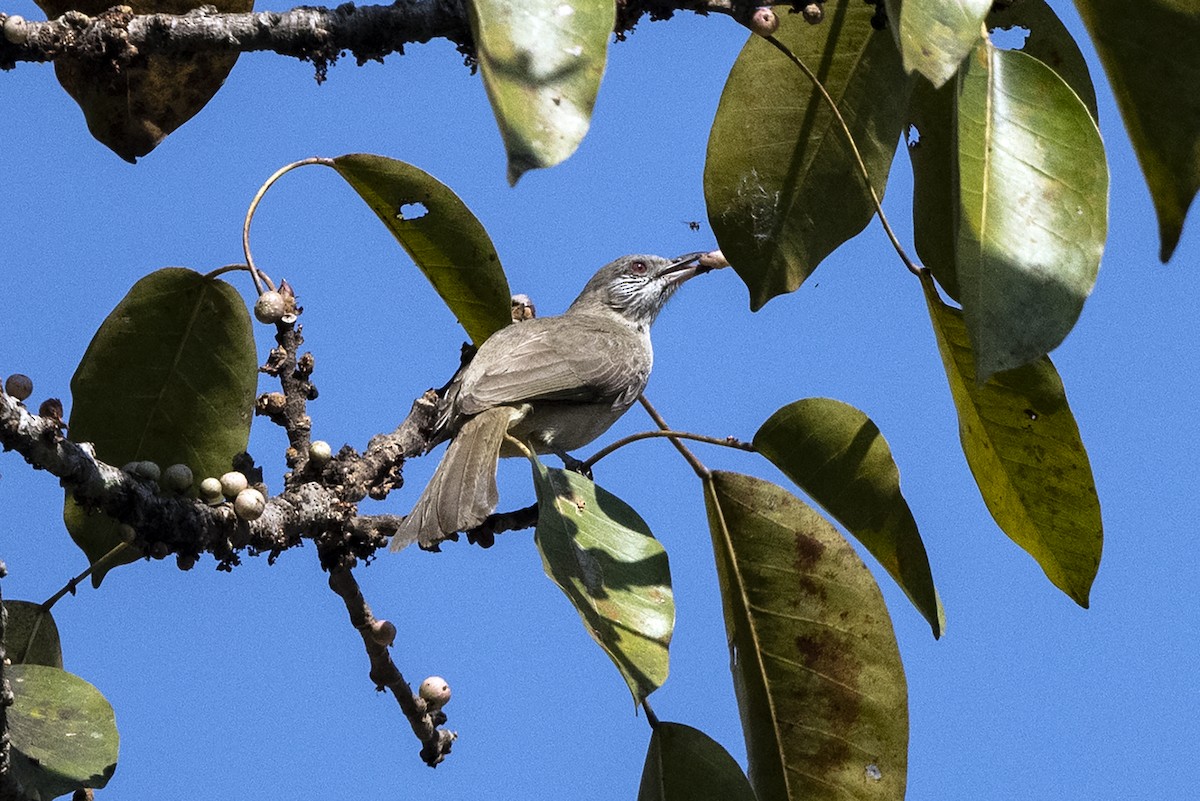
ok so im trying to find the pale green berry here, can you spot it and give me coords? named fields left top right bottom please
left=162, top=464, right=193, bottom=493
left=308, top=440, right=332, bottom=467
left=233, top=488, right=266, bottom=521
left=254, top=291, right=287, bottom=324
left=199, top=476, right=223, bottom=502
left=219, top=471, right=249, bottom=499
left=419, top=676, right=451, bottom=709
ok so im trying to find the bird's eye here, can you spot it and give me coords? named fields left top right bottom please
left=630, top=260, right=648, bottom=275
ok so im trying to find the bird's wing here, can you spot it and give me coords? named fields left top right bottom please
left=454, top=316, right=645, bottom=415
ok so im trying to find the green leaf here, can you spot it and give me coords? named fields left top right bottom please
left=2, top=601, right=63, bottom=669
left=704, top=6, right=910, bottom=310
left=703, top=471, right=908, bottom=801
left=1073, top=0, right=1200, bottom=261
left=468, top=0, right=614, bottom=184
left=907, top=0, right=1099, bottom=301
left=923, top=276, right=1102, bottom=606
left=638, top=722, right=756, bottom=801
left=894, top=0, right=990, bottom=88
left=530, top=463, right=673, bottom=703
left=6, top=664, right=119, bottom=799
left=956, top=43, right=1108, bottom=380
left=66, top=268, right=257, bottom=585
left=36, top=0, right=253, bottom=162
left=754, top=398, right=943, bottom=638
left=330, top=154, right=512, bottom=345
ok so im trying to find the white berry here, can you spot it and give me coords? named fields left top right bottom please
left=749, top=6, right=780, bottom=36
left=219, top=471, right=249, bottom=499
left=233, top=488, right=266, bottom=521
left=419, top=676, right=451, bottom=709
left=3, top=16, right=28, bottom=46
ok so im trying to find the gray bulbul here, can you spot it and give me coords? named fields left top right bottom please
left=392, top=252, right=708, bottom=550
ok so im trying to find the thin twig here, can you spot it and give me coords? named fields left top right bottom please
left=637, top=395, right=710, bottom=479
left=582, top=429, right=753, bottom=470
left=242, top=158, right=333, bottom=294
left=327, top=566, right=455, bottom=767
left=40, top=542, right=130, bottom=612
left=762, top=33, right=922, bottom=276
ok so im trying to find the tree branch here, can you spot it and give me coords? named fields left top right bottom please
left=0, top=2, right=781, bottom=73
left=0, top=3, right=473, bottom=76
left=326, top=566, right=455, bottom=766
left=0, top=378, right=437, bottom=571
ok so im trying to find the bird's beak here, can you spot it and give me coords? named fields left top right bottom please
left=657, top=252, right=706, bottom=284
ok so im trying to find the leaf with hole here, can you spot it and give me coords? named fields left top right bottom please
left=531, top=462, right=673, bottom=703
left=956, top=42, right=1108, bottom=379
left=468, top=0, right=614, bottom=184
left=331, top=154, right=512, bottom=345
left=3, top=600, right=63, bottom=669
left=6, top=664, right=119, bottom=799
left=705, top=5, right=910, bottom=310
left=65, top=268, right=257, bottom=585
left=637, top=722, right=756, bottom=801
left=1073, top=0, right=1200, bottom=261
left=754, top=398, right=943, bottom=637
left=924, top=276, right=1102, bottom=606
left=704, top=471, right=908, bottom=801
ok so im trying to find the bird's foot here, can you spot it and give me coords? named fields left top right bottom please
left=558, top=451, right=593, bottom=479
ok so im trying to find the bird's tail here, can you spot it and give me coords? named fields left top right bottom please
left=390, top=406, right=520, bottom=551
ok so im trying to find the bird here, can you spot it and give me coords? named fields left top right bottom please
left=391, top=252, right=710, bottom=550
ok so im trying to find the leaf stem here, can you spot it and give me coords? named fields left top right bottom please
left=203, top=263, right=253, bottom=280
left=763, top=34, right=922, bottom=277
left=583, top=430, right=753, bottom=471
left=641, top=697, right=661, bottom=730
left=242, top=157, right=334, bottom=295
left=39, top=542, right=130, bottom=613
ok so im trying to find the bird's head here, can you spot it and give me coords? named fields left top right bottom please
left=568, top=252, right=708, bottom=327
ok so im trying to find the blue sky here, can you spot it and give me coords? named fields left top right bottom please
left=1, top=2, right=1197, bottom=799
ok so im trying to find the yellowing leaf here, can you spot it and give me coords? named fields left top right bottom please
left=924, top=276, right=1102, bottom=606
